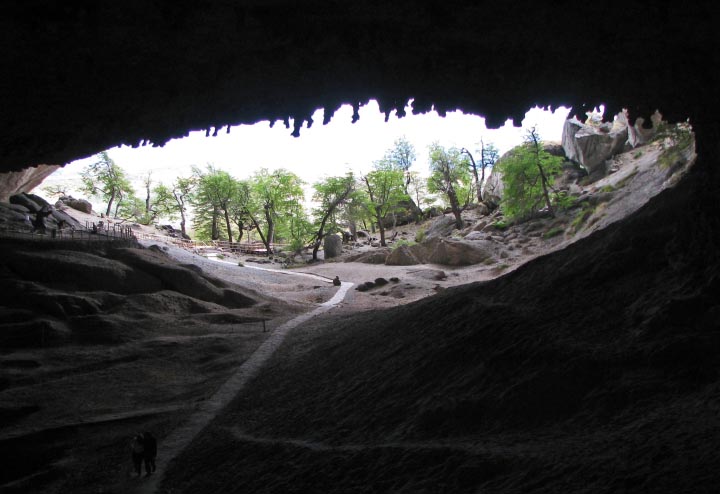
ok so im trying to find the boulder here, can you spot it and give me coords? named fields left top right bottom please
left=344, top=249, right=390, bottom=264
left=385, top=245, right=422, bottom=266
left=9, top=193, right=41, bottom=213
left=323, top=233, right=343, bottom=258
left=482, top=167, right=504, bottom=207
left=409, top=237, right=495, bottom=266
left=60, top=195, right=93, bottom=214
left=425, top=215, right=457, bottom=240
left=50, top=209, right=82, bottom=229
left=409, top=269, right=447, bottom=281
left=561, top=114, right=630, bottom=178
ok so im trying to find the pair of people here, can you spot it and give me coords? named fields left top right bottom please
left=130, top=431, right=157, bottom=477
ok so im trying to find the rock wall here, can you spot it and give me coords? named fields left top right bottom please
left=0, top=165, right=60, bottom=202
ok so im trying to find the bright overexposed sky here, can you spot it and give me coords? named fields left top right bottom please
left=45, top=100, right=570, bottom=205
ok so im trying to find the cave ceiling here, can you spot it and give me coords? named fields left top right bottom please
left=0, top=2, right=717, bottom=173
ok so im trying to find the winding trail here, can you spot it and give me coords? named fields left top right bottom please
left=138, top=261, right=353, bottom=494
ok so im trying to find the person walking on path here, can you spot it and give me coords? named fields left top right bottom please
left=130, top=434, right=145, bottom=477
left=142, top=431, right=157, bottom=476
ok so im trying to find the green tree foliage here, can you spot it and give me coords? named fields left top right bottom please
left=80, top=151, right=135, bottom=217
left=497, top=128, right=564, bottom=221
left=461, top=140, right=500, bottom=203
left=427, top=143, right=472, bottom=229
left=170, top=177, right=196, bottom=238
left=361, top=167, right=406, bottom=246
left=192, top=165, right=238, bottom=242
left=247, top=168, right=306, bottom=254
left=381, top=136, right=422, bottom=221
left=310, top=173, right=355, bottom=260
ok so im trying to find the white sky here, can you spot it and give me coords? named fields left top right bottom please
left=48, top=101, right=570, bottom=199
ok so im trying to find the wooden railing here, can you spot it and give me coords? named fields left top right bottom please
left=133, top=231, right=285, bottom=256
left=0, top=224, right=136, bottom=243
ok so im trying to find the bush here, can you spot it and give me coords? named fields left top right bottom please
left=493, top=220, right=508, bottom=230
left=414, top=229, right=426, bottom=243
left=392, top=238, right=416, bottom=250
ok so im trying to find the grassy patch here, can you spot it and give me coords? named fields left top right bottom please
left=543, top=226, right=565, bottom=239
left=571, top=205, right=594, bottom=232
left=654, top=123, right=694, bottom=169
left=414, top=229, right=426, bottom=243
left=599, top=185, right=615, bottom=193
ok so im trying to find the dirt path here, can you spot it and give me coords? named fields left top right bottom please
left=136, top=267, right=353, bottom=494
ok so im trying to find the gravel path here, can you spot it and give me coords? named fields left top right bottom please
left=136, top=266, right=354, bottom=494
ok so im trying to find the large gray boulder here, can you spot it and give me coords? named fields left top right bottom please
left=59, top=195, right=93, bottom=214
left=385, top=245, right=422, bottom=266
left=323, top=234, right=343, bottom=258
left=482, top=166, right=504, bottom=207
left=425, top=215, right=457, bottom=240
left=561, top=115, right=629, bottom=178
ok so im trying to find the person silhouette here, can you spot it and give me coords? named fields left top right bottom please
left=142, top=431, right=157, bottom=476
left=130, top=434, right=145, bottom=477
left=333, top=276, right=341, bottom=286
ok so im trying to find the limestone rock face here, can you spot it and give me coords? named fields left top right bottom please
left=0, top=165, right=60, bottom=202
left=323, top=234, right=343, bottom=258
left=562, top=116, right=629, bottom=178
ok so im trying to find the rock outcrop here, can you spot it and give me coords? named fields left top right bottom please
left=386, top=237, right=496, bottom=266
left=0, top=165, right=60, bottom=202
left=561, top=116, right=628, bottom=178
left=57, top=195, right=93, bottom=214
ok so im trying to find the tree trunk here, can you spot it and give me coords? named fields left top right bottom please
left=376, top=212, right=386, bottom=246
left=106, top=190, right=116, bottom=217
left=223, top=208, right=233, bottom=244
left=211, top=207, right=219, bottom=240
left=530, top=131, right=555, bottom=217
left=449, top=192, right=463, bottom=229
left=250, top=216, right=270, bottom=254
left=179, top=210, right=187, bottom=238
left=263, top=204, right=275, bottom=255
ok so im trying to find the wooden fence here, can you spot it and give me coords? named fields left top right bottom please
left=134, top=231, right=285, bottom=256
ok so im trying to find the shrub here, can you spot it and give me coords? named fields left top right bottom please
left=392, top=239, right=416, bottom=250
left=414, top=228, right=426, bottom=243
left=493, top=220, right=508, bottom=230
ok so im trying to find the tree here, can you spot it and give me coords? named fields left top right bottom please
left=382, top=136, right=423, bottom=221
left=227, top=179, right=253, bottom=244
left=246, top=168, right=306, bottom=255
left=80, top=151, right=135, bottom=216
left=461, top=139, right=499, bottom=203
left=427, top=143, right=472, bottom=229
left=310, top=173, right=355, bottom=260
left=361, top=167, right=406, bottom=246
left=496, top=127, right=564, bottom=221
left=192, top=165, right=238, bottom=242
left=171, top=177, right=196, bottom=238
